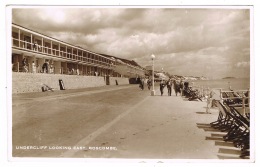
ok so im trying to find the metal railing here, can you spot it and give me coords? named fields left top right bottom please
left=12, top=38, right=113, bottom=68
left=187, top=83, right=250, bottom=116
left=220, top=89, right=250, bottom=116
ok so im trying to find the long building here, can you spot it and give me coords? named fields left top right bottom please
left=11, top=23, right=145, bottom=78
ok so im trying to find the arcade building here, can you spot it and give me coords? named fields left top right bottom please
left=11, top=23, right=145, bottom=79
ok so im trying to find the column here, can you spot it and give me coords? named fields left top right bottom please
left=53, top=61, right=61, bottom=74
left=77, top=49, right=78, bottom=60
left=72, top=48, right=73, bottom=59
left=59, top=43, right=60, bottom=57
left=51, top=41, right=53, bottom=55
left=31, top=34, right=33, bottom=50
left=18, top=29, right=20, bottom=47
left=66, top=45, right=67, bottom=58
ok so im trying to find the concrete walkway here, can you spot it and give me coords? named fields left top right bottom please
left=12, top=85, right=250, bottom=161
left=59, top=87, right=244, bottom=160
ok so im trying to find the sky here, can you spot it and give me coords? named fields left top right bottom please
left=12, top=7, right=251, bottom=79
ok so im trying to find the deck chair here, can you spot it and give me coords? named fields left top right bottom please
left=222, top=104, right=250, bottom=158
left=228, top=106, right=250, bottom=148
left=210, top=101, right=232, bottom=131
left=188, top=89, right=202, bottom=101
left=42, top=84, right=54, bottom=92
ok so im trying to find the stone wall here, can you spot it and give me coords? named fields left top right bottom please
left=12, top=72, right=129, bottom=94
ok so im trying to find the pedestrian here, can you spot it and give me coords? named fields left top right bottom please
left=22, top=58, right=28, bottom=72
left=33, top=41, right=37, bottom=51
left=42, top=62, right=46, bottom=73
left=144, top=77, right=148, bottom=87
left=32, top=61, right=36, bottom=73
left=139, top=78, right=144, bottom=90
left=180, top=79, right=184, bottom=96
left=166, top=79, right=173, bottom=96
left=137, top=77, right=143, bottom=90
left=42, top=61, right=49, bottom=73
left=160, top=79, right=166, bottom=96
left=49, top=64, right=54, bottom=74
left=173, top=79, right=181, bottom=96
left=46, top=61, right=49, bottom=73
left=206, top=90, right=214, bottom=113
left=147, top=78, right=152, bottom=90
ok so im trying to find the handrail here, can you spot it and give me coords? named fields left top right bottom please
left=12, top=38, right=113, bottom=68
left=220, top=88, right=250, bottom=116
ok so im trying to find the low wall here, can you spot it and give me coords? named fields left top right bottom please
left=110, top=77, right=130, bottom=85
left=12, top=72, right=129, bottom=94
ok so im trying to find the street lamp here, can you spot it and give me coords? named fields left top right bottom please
left=151, top=54, right=155, bottom=96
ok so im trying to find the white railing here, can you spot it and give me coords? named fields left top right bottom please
left=12, top=37, right=144, bottom=75
left=12, top=38, right=113, bottom=67
left=219, top=89, right=250, bottom=116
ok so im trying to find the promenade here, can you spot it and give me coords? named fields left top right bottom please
left=66, top=88, right=220, bottom=159
left=11, top=84, right=248, bottom=161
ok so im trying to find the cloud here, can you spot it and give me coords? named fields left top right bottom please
left=12, top=7, right=250, bottom=78
left=236, top=61, right=250, bottom=68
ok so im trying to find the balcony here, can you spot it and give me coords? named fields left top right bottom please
left=12, top=37, right=112, bottom=68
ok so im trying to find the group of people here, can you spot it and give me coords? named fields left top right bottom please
left=159, top=79, right=172, bottom=96
left=22, top=58, right=38, bottom=73
left=159, top=78, right=184, bottom=96
left=21, top=58, right=53, bottom=74
left=68, top=68, right=80, bottom=75
left=137, top=76, right=185, bottom=97
left=137, top=77, right=145, bottom=90
left=137, top=77, right=151, bottom=90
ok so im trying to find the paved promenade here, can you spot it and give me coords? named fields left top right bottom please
left=67, top=90, right=220, bottom=159
left=12, top=84, right=249, bottom=161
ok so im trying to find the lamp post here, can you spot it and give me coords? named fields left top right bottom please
left=151, top=54, right=155, bottom=96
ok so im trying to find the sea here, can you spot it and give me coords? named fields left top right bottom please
left=191, top=78, right=250, bottom=91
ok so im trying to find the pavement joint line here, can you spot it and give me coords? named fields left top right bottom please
left=60, top=95, right=150, bottom=157
left=13, top=85, right=135, bottom=106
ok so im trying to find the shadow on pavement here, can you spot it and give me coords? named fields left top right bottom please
left=196, top=123, right=249, bottom=159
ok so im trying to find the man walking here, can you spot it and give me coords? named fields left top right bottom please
left=160, top=79, right=166, bottom=96
left=167, top=79, right=173, bottom=96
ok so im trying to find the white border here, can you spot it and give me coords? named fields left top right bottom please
left=2, top=1, right=259, bottom=167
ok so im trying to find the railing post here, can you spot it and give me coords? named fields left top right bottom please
left=42, top=38, right=44, bottom=53
left=242, top=94, right=246, bottom=116
left=18, top=29, right=20, bottom=47
left=58, top=43, right=60, bottom=56
left=31, top=34, right=33, bottom=50
left=220, top=89, right=223, bottom=103
left=51, top=41, right=53, bottom=55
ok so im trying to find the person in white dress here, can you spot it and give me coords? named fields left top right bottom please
left=32, top=61, right=36, bottom=73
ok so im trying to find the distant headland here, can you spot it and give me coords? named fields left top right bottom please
left=222, top=77, right=236, bottom=79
